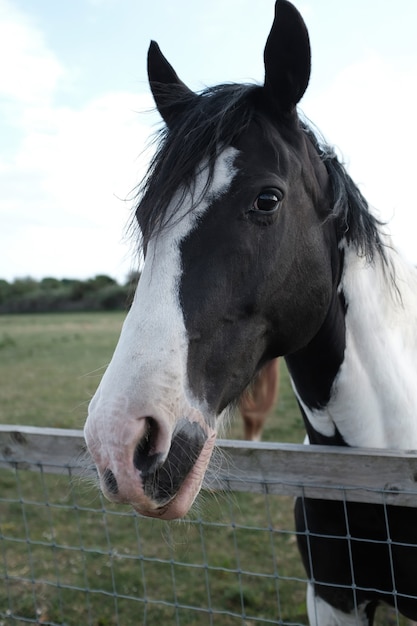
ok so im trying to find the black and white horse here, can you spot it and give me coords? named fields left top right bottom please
left=84, top=1, right=417, bottom=623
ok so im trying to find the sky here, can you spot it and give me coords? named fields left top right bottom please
left=1, top=0, right=417, bottom=283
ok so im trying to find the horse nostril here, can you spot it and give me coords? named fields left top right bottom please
left=133, top=416, right=162, bottom=476
left=103, top=468, right=119, bottom=495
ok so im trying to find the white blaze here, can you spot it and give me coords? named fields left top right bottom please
left=84, top=148, right=238, bottom=467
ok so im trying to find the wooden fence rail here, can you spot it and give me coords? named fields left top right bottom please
left=0, top=425, right=417, bottom=507
left=1, top=424, right=417, bottom=507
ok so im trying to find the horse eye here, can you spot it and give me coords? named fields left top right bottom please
left=253, top=190, right=282, bottom=213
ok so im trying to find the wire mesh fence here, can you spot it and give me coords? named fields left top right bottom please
left=1, top=426, right=417, bottom=625
left=0, top=463, right=309, bottom=625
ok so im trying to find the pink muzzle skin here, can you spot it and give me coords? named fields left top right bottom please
left=85, top=409, right=217, bottom=520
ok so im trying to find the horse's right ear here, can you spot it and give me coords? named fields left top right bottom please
left=147, top=41, right=197, bottom=127
left=263, top=0, right=311, bottom=114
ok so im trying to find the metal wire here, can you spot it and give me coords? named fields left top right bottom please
left=0, top=456, right=415, bottom=625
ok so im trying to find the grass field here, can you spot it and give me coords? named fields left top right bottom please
left=0, top=312, right=125, bottom=430
left=0, top=313, right=406, bottom=625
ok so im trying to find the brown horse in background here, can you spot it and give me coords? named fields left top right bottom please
left=238, top=358, right=280, bottom=441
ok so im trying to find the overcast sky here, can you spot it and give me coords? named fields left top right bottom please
left=1, top=0, right=417, bottom=282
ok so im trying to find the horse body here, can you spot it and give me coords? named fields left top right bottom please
left=239, top=358, right=280, bottom=441
left=290, top=242, right=417, bottom=624
left=84, top=1, right=417, bottom=623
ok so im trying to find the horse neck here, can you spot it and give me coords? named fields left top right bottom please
left=287, top=241, right=417, bottom=449
left=340, top=240, right=417, bottom=373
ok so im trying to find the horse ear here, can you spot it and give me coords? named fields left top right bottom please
left=147, top=41, right=197, bottom=127
left=263, top=0, right=311, bottom=114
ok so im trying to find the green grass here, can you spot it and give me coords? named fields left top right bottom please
left=0, top=313, right=407, bottom=625
left=0, top=312, right=123, bottom=429
left=1, top=472, right=308, bottom=625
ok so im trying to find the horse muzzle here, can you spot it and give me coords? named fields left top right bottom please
left=84, top=404, right=216, bottom=519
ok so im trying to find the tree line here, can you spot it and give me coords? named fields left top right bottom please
left=0, top=273, right=140, bottom=314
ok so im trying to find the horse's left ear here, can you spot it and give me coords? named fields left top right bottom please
left=263, top=0, right=311, bottom=114
left=147, top=41, right=197, bottom=127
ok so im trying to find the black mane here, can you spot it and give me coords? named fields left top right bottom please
left=301, top=122, right=387, bottom=264
left=136, top=82, right=386, bottom=263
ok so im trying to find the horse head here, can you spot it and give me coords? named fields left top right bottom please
left=84, top=0, right=338, bottom=519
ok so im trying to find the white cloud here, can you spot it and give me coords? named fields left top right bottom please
left=0, top=0, right=156, bottom=281
left=14, top=92, right=154, bottom=222
left=0, top=0, right=63, bottom=106
left=1, top=91, right=156, bottom=281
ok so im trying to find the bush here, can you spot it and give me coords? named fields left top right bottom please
left=0, top=275, right=135, bottom=314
